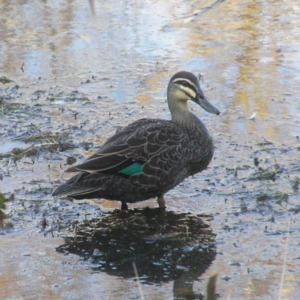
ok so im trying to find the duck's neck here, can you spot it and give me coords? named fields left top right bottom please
left=167, top=88, right=185, bottom=119
left=167, top=90, right=211, bottom=139
left=167, top=91, right=201, bottom=128
left=169, top=102, right=188, bottom=123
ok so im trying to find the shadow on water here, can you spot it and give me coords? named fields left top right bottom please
left=57, top=208, right=216, bottom=299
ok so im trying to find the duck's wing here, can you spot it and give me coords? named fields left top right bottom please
left=66, top=119, right=183, bottom=176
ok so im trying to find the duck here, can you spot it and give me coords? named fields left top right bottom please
left=52, top=71, right=220, bottom=210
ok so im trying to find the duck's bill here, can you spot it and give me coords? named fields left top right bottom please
left=195, top=90, right=220, bottom=115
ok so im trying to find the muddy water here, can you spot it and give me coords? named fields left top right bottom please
left=1, top=0, right=300, bottom=299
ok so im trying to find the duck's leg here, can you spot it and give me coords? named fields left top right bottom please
left=121, top=201, right=128, bottom=210
left=157, top=194, right=166, bottom=208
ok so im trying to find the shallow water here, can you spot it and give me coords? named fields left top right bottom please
left=1, top=0, right=300, bottom=299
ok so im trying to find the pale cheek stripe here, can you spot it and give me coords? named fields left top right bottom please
left=172, top=78, right=197, bottom=99
left=180, top=86, right=196, bottom=99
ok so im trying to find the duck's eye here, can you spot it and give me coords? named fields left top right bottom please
left=181, top=81, right=190, bottom=87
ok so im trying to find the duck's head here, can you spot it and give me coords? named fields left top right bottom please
left=167, top=71, right=220, bottom=116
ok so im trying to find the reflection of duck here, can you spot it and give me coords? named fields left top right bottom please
left=52, top=71, right=220, bottom=209
left=57, top=208, right=216, bottom=298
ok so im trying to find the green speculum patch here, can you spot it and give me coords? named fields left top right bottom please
left=118, top=162, right=143, bottom=176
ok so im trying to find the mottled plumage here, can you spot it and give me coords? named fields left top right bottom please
left=52, top=71, right=220, bottom=209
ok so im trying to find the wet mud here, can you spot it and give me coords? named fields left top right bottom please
left=1, top=0, right=300, bottom=299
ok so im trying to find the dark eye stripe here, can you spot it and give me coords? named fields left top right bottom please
left=173, top=80, right=197, bottom=94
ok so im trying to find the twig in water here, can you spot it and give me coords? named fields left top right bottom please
left=278, top=218, right=292, bottom=300
left=133, top=262, right=144, bottom=300
left=206, top=274, right=218, bottom=300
